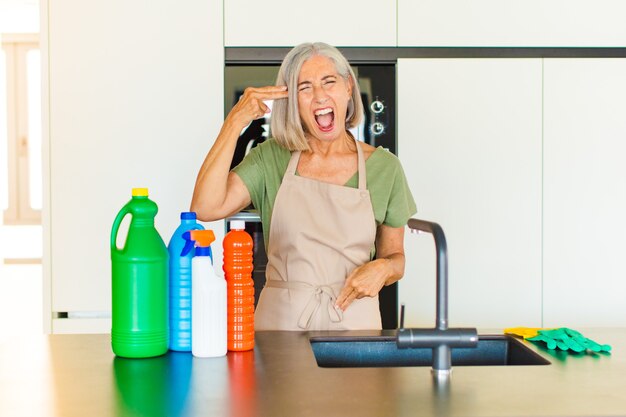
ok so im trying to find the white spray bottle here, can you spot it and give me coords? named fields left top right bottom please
left=181, top=229, right=227, bottom=358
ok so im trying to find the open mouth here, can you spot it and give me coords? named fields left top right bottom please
left=314, top=108, right=335, bottom=132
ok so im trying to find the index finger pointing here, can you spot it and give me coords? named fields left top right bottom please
left=250, top=85, right=289, bottom=99
left=263, top=91, right=289, bottom=100
left=257, top=85, right=287, bottom=91
left=336, top=285, right=356, bottom=311
left=338, top=290, right=357, bottom=311
left=335, top=286, right=350, bottom=308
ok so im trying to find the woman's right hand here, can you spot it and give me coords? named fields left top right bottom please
left=226, top=85, right=289, bottom=130
left=191, top=85, right=288, bottom=221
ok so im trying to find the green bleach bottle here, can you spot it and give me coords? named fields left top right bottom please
left=111, top=188, right=169, bottom=358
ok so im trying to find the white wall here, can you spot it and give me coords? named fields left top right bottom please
left=43, top=0, right=224, bottom=332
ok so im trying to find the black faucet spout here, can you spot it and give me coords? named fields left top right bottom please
left=407, top=219, right=449, bottom=331
left=398, top=219, right=478, bottom=377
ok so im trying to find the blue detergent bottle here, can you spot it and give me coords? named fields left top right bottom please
left=167, top=212, right=204, bottom=351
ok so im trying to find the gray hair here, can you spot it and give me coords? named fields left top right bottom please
left=270, top=42, right=364, bottom=151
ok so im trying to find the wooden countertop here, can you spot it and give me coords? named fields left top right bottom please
left=1, top=329, right=625, bottom=417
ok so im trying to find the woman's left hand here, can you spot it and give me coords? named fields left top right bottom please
left=335, top=259, right=390, bottom=311
left=335, top=224, right=407, bottom=311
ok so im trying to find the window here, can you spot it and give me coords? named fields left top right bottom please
left=1, top=34, right=41, bottom=225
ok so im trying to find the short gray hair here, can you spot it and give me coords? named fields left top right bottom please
left=271, top=42, right=364, bottom=151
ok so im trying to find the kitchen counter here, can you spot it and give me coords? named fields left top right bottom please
left=1, top=329, right=625, bottom=417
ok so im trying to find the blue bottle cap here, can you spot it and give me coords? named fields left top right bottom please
left=181, top=212, right=197, bottom=220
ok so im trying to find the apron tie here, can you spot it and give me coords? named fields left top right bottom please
left=264, top=280, right=343, bottom=329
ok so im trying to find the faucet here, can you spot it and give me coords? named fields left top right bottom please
left=397, top=218, right=478, bottom=379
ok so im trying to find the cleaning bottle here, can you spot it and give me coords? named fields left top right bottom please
left=223, top=220, right=255, bottom=351
left=110, top=188, right=168, bottom=358
left=167, top=212, right=204, bottom=351
left=181, top=229, right=227, bottom=358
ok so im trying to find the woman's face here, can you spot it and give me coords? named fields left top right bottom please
left=296, top=55, right=352, bottom=142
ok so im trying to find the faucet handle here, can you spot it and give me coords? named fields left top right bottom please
left=399, top=303, right=406, bottom=329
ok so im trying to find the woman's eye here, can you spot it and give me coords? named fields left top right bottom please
left=299, top=86, right=311, bottom=92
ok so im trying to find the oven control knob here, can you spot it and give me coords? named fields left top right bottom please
left=370, top=100, right=385, bottom=114
left=371, top=122, right=385, bottom=136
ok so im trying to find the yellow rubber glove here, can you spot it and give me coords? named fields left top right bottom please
left=504, top=327, right=551, bottom=339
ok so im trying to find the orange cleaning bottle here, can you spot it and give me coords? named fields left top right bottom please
left=223, top=220, right=255, bottom=351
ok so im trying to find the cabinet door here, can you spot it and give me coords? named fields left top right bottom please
left=46, top=0, right=225, bottom=331
left=543, top=59, right=626, bottom=327
left=225, top=0, right=396, bottom=47
left=398, top=0, right=626, bottom=47
left=397, top=58, right=542, bottom=328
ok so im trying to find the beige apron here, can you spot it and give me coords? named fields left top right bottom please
left=255, top=137, right=382, bottom=331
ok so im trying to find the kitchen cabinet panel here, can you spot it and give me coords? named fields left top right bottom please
left=45, top=0, right=225, bottom=331
left=52, top=318, right=111, bottom=334
left=397, top=58, right=543, bottom=328
left=543, top=59, right=626, bottom=327
left=224, top=0, right=396, bottom=47
left=398, top=0, right=626, bottom=47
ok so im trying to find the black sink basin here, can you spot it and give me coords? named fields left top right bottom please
left=310, top=335, right=550, bottom=367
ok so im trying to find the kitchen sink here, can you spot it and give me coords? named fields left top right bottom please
left=310, top=335, right=550, bottom=367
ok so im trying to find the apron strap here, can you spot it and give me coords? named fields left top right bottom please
left=286, top=150, right=301, bottom=175
left=355, top=138, right=367, bottom=191
left=285, top=135, right=367, bottom=190
left=265, top=280, right=343, bottom=329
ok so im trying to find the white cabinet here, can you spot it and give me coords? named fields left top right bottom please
left=397, top=58, right=543, bottom=328
left=43, top=0, right=226, bottom=333
left=398, top=57, right=626, bottom=329
left=224, top=0, right=396, bottom=47
left=398, top=0, right=626, bottom=47
left=543, top=59, right=626, bottom=327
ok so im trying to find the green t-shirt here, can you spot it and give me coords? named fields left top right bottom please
left=232, top=139, right=417, bottom=249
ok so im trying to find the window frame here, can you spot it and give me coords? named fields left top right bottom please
left=1, top=33, right=41, bottom=225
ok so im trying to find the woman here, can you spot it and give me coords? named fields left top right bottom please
left=191, top=42, right=416, bottom=330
